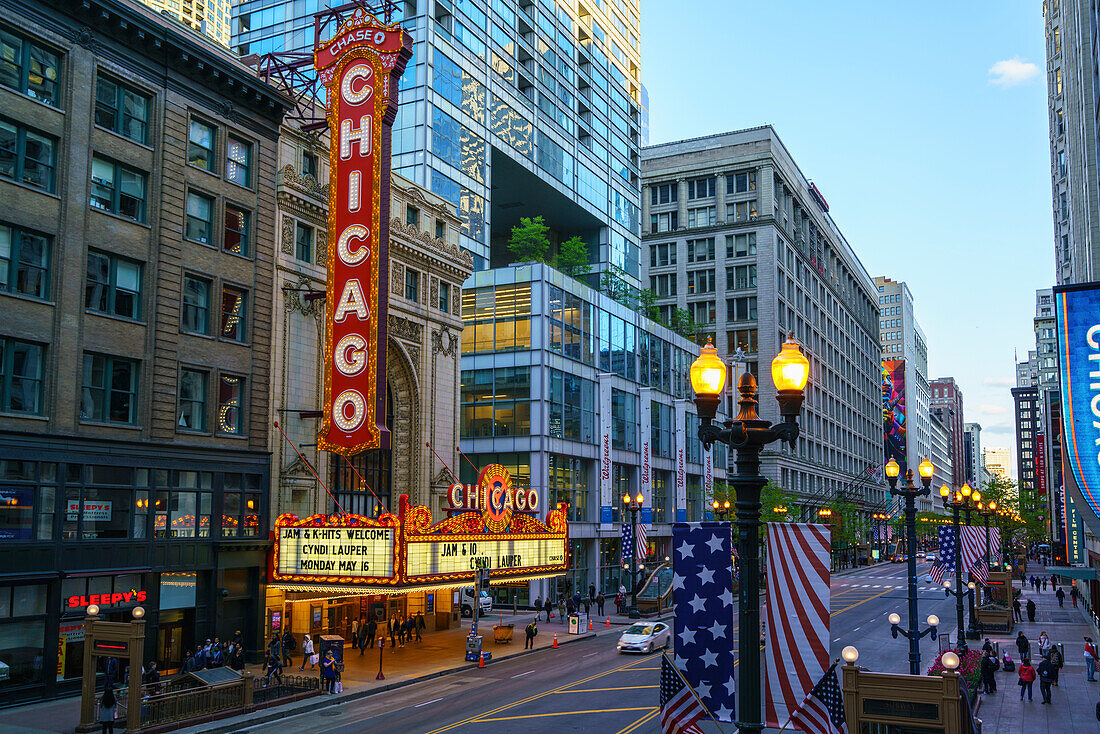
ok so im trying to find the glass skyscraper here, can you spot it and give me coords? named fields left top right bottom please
left=232, top=0, right=644, bottom=286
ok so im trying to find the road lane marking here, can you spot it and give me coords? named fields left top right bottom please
left=831, top=589, right=891, bottom=616
left=511, top=670, right=534, bottom=679
left=421, top=652, right=661, bottom=734
left=560, top=686, right=660, bottom=693
left=415, top=698, right=444, bottom=708
left=616, top=708, right=661, bottom=734
left=582, top=652, right=600, bottom=658
left=471, top=707, right=657, bottom=723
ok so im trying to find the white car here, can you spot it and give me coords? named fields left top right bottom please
left=617, top=622, right=671, bottom=654
left=925, top=553, right=936, bottom=562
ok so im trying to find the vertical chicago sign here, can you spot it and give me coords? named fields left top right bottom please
left=315, top=13, right=412, bottom=455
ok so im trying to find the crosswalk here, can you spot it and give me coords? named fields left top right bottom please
left=835, top=583, right=942, bottom=592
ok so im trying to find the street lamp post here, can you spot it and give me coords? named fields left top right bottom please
left=873, top=513, right=888, bottom=562
left=941, top=484, right=976, bottom=651
left=690, top=334, right=809, bottom=734
left=884, top=456, right=934, bottom=675
left=977, top=501, right=997, bottom=585
left=622, top=492, right=644, bottom=619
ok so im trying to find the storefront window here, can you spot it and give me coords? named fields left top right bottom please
left=154, top=471, right=212, bottom=538
left=221, top=474, right=262, bottom=537
left=0, top=460, right=57, bottom=541
left=0, top=584, right=47, bottom=690
left=652, top=470, right=670, bottom=525
left=548, top=454, right=588, bottom=523
left=459, top=453, right=530, bottom=487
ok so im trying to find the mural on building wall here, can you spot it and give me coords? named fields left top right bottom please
left=882, top=360, right=907, bottom=474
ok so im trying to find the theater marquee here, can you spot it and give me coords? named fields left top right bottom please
left=315, top=11, right=411, bottom=456
left=270, top=467, right=567, bottom=593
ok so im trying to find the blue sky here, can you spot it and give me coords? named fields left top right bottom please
left=641, top=0, right=1052, bottom=471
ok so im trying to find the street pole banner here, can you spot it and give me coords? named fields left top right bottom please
left=671, top=522, right=736, bottom=722
left=599, top=375, right=612, bottom=526
left=315, top=11, right=411, bottom=456
left=1053, top=282, right=1100, bottom=522
left=674, top=401, right=687, bottom=522
left=764, top=522, right=831, bottom=729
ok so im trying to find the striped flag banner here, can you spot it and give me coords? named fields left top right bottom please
left=637, top=522, right=648, bottom=560
left=928, top=527, right=955, bottom=585
left=765, top=522, right=831, bottom=729
left=960, top=526, right=989, bottom=585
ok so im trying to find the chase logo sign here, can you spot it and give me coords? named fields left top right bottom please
left=1054, top=282, right=1100, bottom=520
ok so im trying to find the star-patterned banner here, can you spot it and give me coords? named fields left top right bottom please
left=672, top=522, right=736, bottom=722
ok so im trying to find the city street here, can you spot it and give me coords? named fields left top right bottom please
left=180, top=563, right=959, bottom=734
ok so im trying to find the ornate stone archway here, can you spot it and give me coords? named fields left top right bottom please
left=387, top=337, right=420, bottom=505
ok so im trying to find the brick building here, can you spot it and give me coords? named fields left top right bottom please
left=0, top=0, right=290, bottom=704
left=929, top=377, right=966, bottom=488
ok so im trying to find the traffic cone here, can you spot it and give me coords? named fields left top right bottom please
left=588, top=617, right=593, bottom=631
left=553, top=634, right=558, bottom=648
left=478, top=652, right=485, bottom=668
left=605, top=616, right=611, bottom=627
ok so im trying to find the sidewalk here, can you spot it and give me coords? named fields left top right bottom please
left=968, top=576, right=1098, bottom=733
left=0, top=610, right=628, bottom=734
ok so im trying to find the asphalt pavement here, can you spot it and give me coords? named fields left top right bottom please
left=183, top=561, right=962, bottom=734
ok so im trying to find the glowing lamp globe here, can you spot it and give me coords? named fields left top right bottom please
left=132, top=606, right=145, bottom=619
left=939, top=485, right=949, bottom=497
left=927, top=615, right=939, bottom=627
left=888, top=612, right=901, bottom=626
left=885, top=458, right=900, bottom=479
left=712, top=500, right=720, bottom=510
left=941, top=651, right=960, bottom=670
left=960, top=483, right=972, bottom=497
left=772, top=334, right=810, bottom=392
left=841, top=646, right=859, bottom=663
left=636, top=493, right=644, bottom=505
left=690, top=340, right=727, bottom=398
left=990, top=501, right=997, bottom=511
left=918, top=458, right=934, bottom=481
left=973, top=491, right=982, bottom=503
left=87, top=604, right=100, bottom=616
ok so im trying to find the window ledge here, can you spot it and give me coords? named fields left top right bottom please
left=0, top=411, right=47, bottom=421
left=225, top=179, right=255, bottom=194
left=176, top=428, right=212, bottom=437
left=1, top=177, right=61, bottom=200
left=93, top=124, right=153, bottom=152
left=221, top=248, right=254, bottom=262
left=1, top=87, right=65, bottom=115
left=89, top=207, right=151, bottom=230
left=180, top=330, right=216, bottom=341
left=85, top=309, right=146, bottom=326
left=0, top=291, right=55, bottom=307
left=78, top=420, right=142, bottom=430
left=215, top=433, right=249, bottom=440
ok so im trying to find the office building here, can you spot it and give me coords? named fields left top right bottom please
left=1034, top=289, right=1059, bottom=390
left=1044, top=0, right=1100, bottom=283
left=1011, top=388, right=1040, bottom=493
left=459, top=262, right=727, bottom=599
left=234, top=0, right=646, bottom=290
left=962, top=422, right=983, bottom=487
left=0, top=0, right=291, bottom=703
left=139, top=0, right=232, bottom=45
left=929, top=377, right=966, bottom=488
left=874, top=276, right=932, bottom=508
left=1016, top=349, right=1039, bottom=387
left=641, top=127, right=887, bottom=516
left=983, top=447, right=1012, bottom=480
left=929, top=412, right=953, bottom=495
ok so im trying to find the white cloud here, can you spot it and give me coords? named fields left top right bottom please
left=988, top=57, right=1040, bottom=87
left=975, top=404, right=1010, bottom=415
left=982, top=377, right=1015, bottom=388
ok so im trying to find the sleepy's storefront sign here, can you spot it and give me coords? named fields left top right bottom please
left=271, top=466, right=566, bottom=593
left=67, top=590, right=147, bottom=611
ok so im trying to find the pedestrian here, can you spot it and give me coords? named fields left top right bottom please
left=231, top=629, right=243, bottom=648
left=615, top=592, right=625, bottom=615
left=98, top=687, right=117, bottom=734
left=320, top=651, right=337, bottom=694
left=1012, top=596, right=1022, bottom=621
left=1039, top=631, right=1052, bottom=658
left=566, top=595, right=576, bottom=617
left=543, top=595, right=552, bottom=622
left=583, top=597, right=591, bottom=617
left=143, top=661, right=160, bottom=694
left=264, top=649, right=283, bottom=687
left=104, top=656, right=119, bottom=688
left=1056, top=587, right=1065, bottom=607
left=588, top=582, right=596, bottom=601
left=1085, top=637, right=1098, bottom=681
left=557, top=597, right=565, bottom=624
left=405, top=615, right=415, bottom=644
left=182, top=650, right=196, bottom=673
left=524, top=618, right=538, bottom=650
left=1026, top=598, right=1037, bottom=622
left=534, top=595, right=543, bottom=619
left=366, top=617, right=377, bottom=650
left=1018, top=658, right=1036, bottom=701
left=1071, top=585, right=1080, bottom=607
left=300, top=633, right=315, bottom=671
left=1038, top=655, right=1055, bottom=704
left=281, top=629, right=295, bottom=666
left=596, top=592, right=605, bottom=617
left=1051, top=573, right=1058, bottom=588
left=389, top=615, right=398, bottom=650
left=1016, top=631, right=1031, bottom=660
left=1050, top=642, right=1063, bottom=686
left=1042, top=578, right=1048, bottom=591
left=416, top=612, right=425, bottom=642
left=980, top=649, right=998, bottom=694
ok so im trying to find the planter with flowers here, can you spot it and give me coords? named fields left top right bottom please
left=927, top=648, right=982, bottom=693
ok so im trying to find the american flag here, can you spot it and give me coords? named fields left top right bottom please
left=928, top=527, right=955, bottom=585
left=637, top=522, right=648, bottom=560
left=660, top=654, right=705, bottom=734
left=672, top=523, right=736, bottom=722
left=765, top=523, right=832, bottom=728
left=789, top=662, right=847, bottom=734
left=621, top=522, right=633, bottom=567
left=960, top=526, right=988, bottom=585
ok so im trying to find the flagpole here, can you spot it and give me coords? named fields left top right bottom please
left=662, top=652, right=730, bottom=734
left=773, top=659, right=840, bottom=734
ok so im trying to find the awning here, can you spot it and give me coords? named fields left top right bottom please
left=1046, top=566, right=1099, bottom=581
left=270, top=571, right=563, bottom=598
